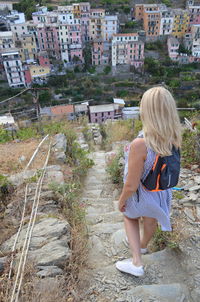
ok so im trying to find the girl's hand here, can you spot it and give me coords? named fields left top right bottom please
left=118, top=200, right=126, bottom=212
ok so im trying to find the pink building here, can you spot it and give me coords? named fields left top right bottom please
left=167, top=36, right=179, bottom=60
left=38, top=51, right=50, bottom=67
left=37, top=23, right=61, bottom=59
left=112, top=33, right=144, bottom=69
left=79, top=2, right=90, bottom=42
left=67, top=24, right=83, bottom=63
left=92, top=39, right=104, bottom=65
left=24, top=67, right=32, bottom=86
left=89, top=104, right=121, bottom=123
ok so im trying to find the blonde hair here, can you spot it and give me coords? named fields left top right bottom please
left=140, top=86, right=182, bottom=156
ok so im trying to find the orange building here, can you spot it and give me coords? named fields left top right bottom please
left=134, top=4, right=161, bottom=39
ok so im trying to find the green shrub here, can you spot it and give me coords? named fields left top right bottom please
left=181, top=128, right=200, bottom=167
left=152, top=226, right=179, bottom=251
left=0, top=127, right=12, bottom=143
left=106, top=150, right=124, bottom=185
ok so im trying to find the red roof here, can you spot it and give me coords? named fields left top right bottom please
left=51, top=105, right=74, bottom=115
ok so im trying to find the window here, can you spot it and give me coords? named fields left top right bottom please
left=95, top=113, right=97, bottom=116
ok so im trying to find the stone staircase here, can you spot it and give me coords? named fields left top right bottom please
left=80, top=151, right=199, bottom=302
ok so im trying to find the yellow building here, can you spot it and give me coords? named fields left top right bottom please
left=72, top=3, right=81, bottom=18
left=89, top=9, right=105, bottom=40
left=16, top=34, right=37, bottom=63
left=29, top=65, right=50, bottom=79
left=172, top=9, right=190, bottom=38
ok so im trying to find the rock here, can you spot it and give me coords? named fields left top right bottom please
left=188, top=193, right=198, bottom=202
left=194, top=176, right=200, bottom=184
left=37, top=265, right=63, bottom=277
left=191, top=165, right=199, bottom=171
left=189, top=185, right=200, bottom=192
left=53, top=134, right=67, bottom=152
left=196, top=206, right=200, bottom=220
left=126, top=283, right=189, bottom=302
left=45, top=170, right=64, bottom=184
left=184, top=208, right=196, bottom=221
left=113, top=188, right=119, bottom=199
left=1, top=217, right=70, bottom=252
left=191, top=288, right=200, bottom=302
left=45, top=165, right=61, bottom=171
left=9, top=170, right=35, bottom=186
left=29, top=240, right=71, bottom=267
left=111, top=229, right=126, bottom=253
left=19, top=155, right=26, bottom=162
left=0, top=257, right=7, bottom=274
left=55, top=151, right=66, bottom=163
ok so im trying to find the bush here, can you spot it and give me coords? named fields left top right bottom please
left=0, top=127, right=12, bottom=143
left=116, top=90, right=129, bottom=98
left=106, top=150, right=124, bottom=185
left=103, top=65, right=111, bottom=75
left=182, top=128, right=200, bottom=167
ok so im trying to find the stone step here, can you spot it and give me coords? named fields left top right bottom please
left=80, top=197, right=114, bottom=205
left=89, top=222, right=124, bottom=236
left=125, top=283, right=189, bottom=302
left=86, top=205, right=113, bottom=216
left=86, top=211, right=123, bottom=225
left=82, top=189, right=103, bottom=198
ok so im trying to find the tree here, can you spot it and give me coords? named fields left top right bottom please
left=83, top=43, right=92, bottom=71
left=38, top=90, right=52, bottom=106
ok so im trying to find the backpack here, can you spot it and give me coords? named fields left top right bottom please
left=142, top=146, right=181, bottom=191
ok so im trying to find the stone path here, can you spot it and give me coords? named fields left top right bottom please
left=80, top=151, right=200, bottom=302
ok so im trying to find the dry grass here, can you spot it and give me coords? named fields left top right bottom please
left=0, top=139, right=49, bottom=175
left=102, top=119, right=143, bottom=148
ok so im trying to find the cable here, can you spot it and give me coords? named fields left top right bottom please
left=6, top=135, right=49, bottom=301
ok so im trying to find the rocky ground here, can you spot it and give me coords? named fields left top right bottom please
left=78, top=150, right=200, bottom=302
left=0, top=128, right=200, bottom=302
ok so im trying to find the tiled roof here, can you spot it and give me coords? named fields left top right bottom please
left=90, top=104, right=115, bottom=114
left=51, top=104, right=74, bottom=115
left=113, top=33, right=138, bottom=37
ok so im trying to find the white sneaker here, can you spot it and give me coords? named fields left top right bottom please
left=116, top=260, right=144, bottom=277
left=124, top=236, right=148, bottom=254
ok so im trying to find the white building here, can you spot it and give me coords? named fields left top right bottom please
left=0, top=31, right=15, bottom=49
left=6, top=11, right=26, bottom=25
left=59, top=24, right=69, bottom=64
left=191, top=24, right=200, bottom=57
left=104, top=15, right=118, bottom=42
left=112, top=33, right=144, bottom=69
left=159, top=8, right=174, bottom=36
left=167, top=36, right=179, bottom=60
left=1, top=48, right=25, bottom=87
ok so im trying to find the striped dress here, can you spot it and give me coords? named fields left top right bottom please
left=123, top=144, right=172, bottom=231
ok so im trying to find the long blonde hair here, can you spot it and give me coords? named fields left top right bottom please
left=140, top=86, right=182, bottom=156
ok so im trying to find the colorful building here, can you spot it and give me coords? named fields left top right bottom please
left=187, top=0, right=200, bottom=27
left=191, top=24, right=200, bottom=57
left=112, top=33, right=144, bottom=69
left=172, top=9, right=190, bottom=38
left=89, top=9, right=105, bottom=40
left=104, top=15, right=118, bottom=42
left=1, top=48, right=25, bottom=87
left=92, top=39, right=110, bottom=65
left=37, top=23, right=61, bottom=59
left=89, top=104, right=121, bottom=123
left=160, top=8, right=174, bottom=36
left=167, top=36, right=179, bottom=60
left=143, top=4, right=161, bottom=39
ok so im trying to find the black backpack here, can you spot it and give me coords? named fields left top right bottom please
left=142, top=146, right=181, bottom=191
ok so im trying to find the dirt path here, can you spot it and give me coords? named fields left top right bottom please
left=79, top=151, right=199, bottom=302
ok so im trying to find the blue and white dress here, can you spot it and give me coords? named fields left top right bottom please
left=123, top=144, right=172, bottom=231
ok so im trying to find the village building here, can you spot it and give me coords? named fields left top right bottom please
left=112, top=33, right=144, bottom=69
left=172, top=9, right=190, bottom=38
left=89, top=104, right=121, bottom=123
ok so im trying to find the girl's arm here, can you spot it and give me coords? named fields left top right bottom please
left=119, top=138, right=147, bottom=212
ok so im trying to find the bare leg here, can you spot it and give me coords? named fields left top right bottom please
left=140, top=217, right=157, bottom=249
left=124, top=216, right=142, bottom=267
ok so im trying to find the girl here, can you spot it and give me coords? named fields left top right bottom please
left=116, top=86, right=182, bottom=277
